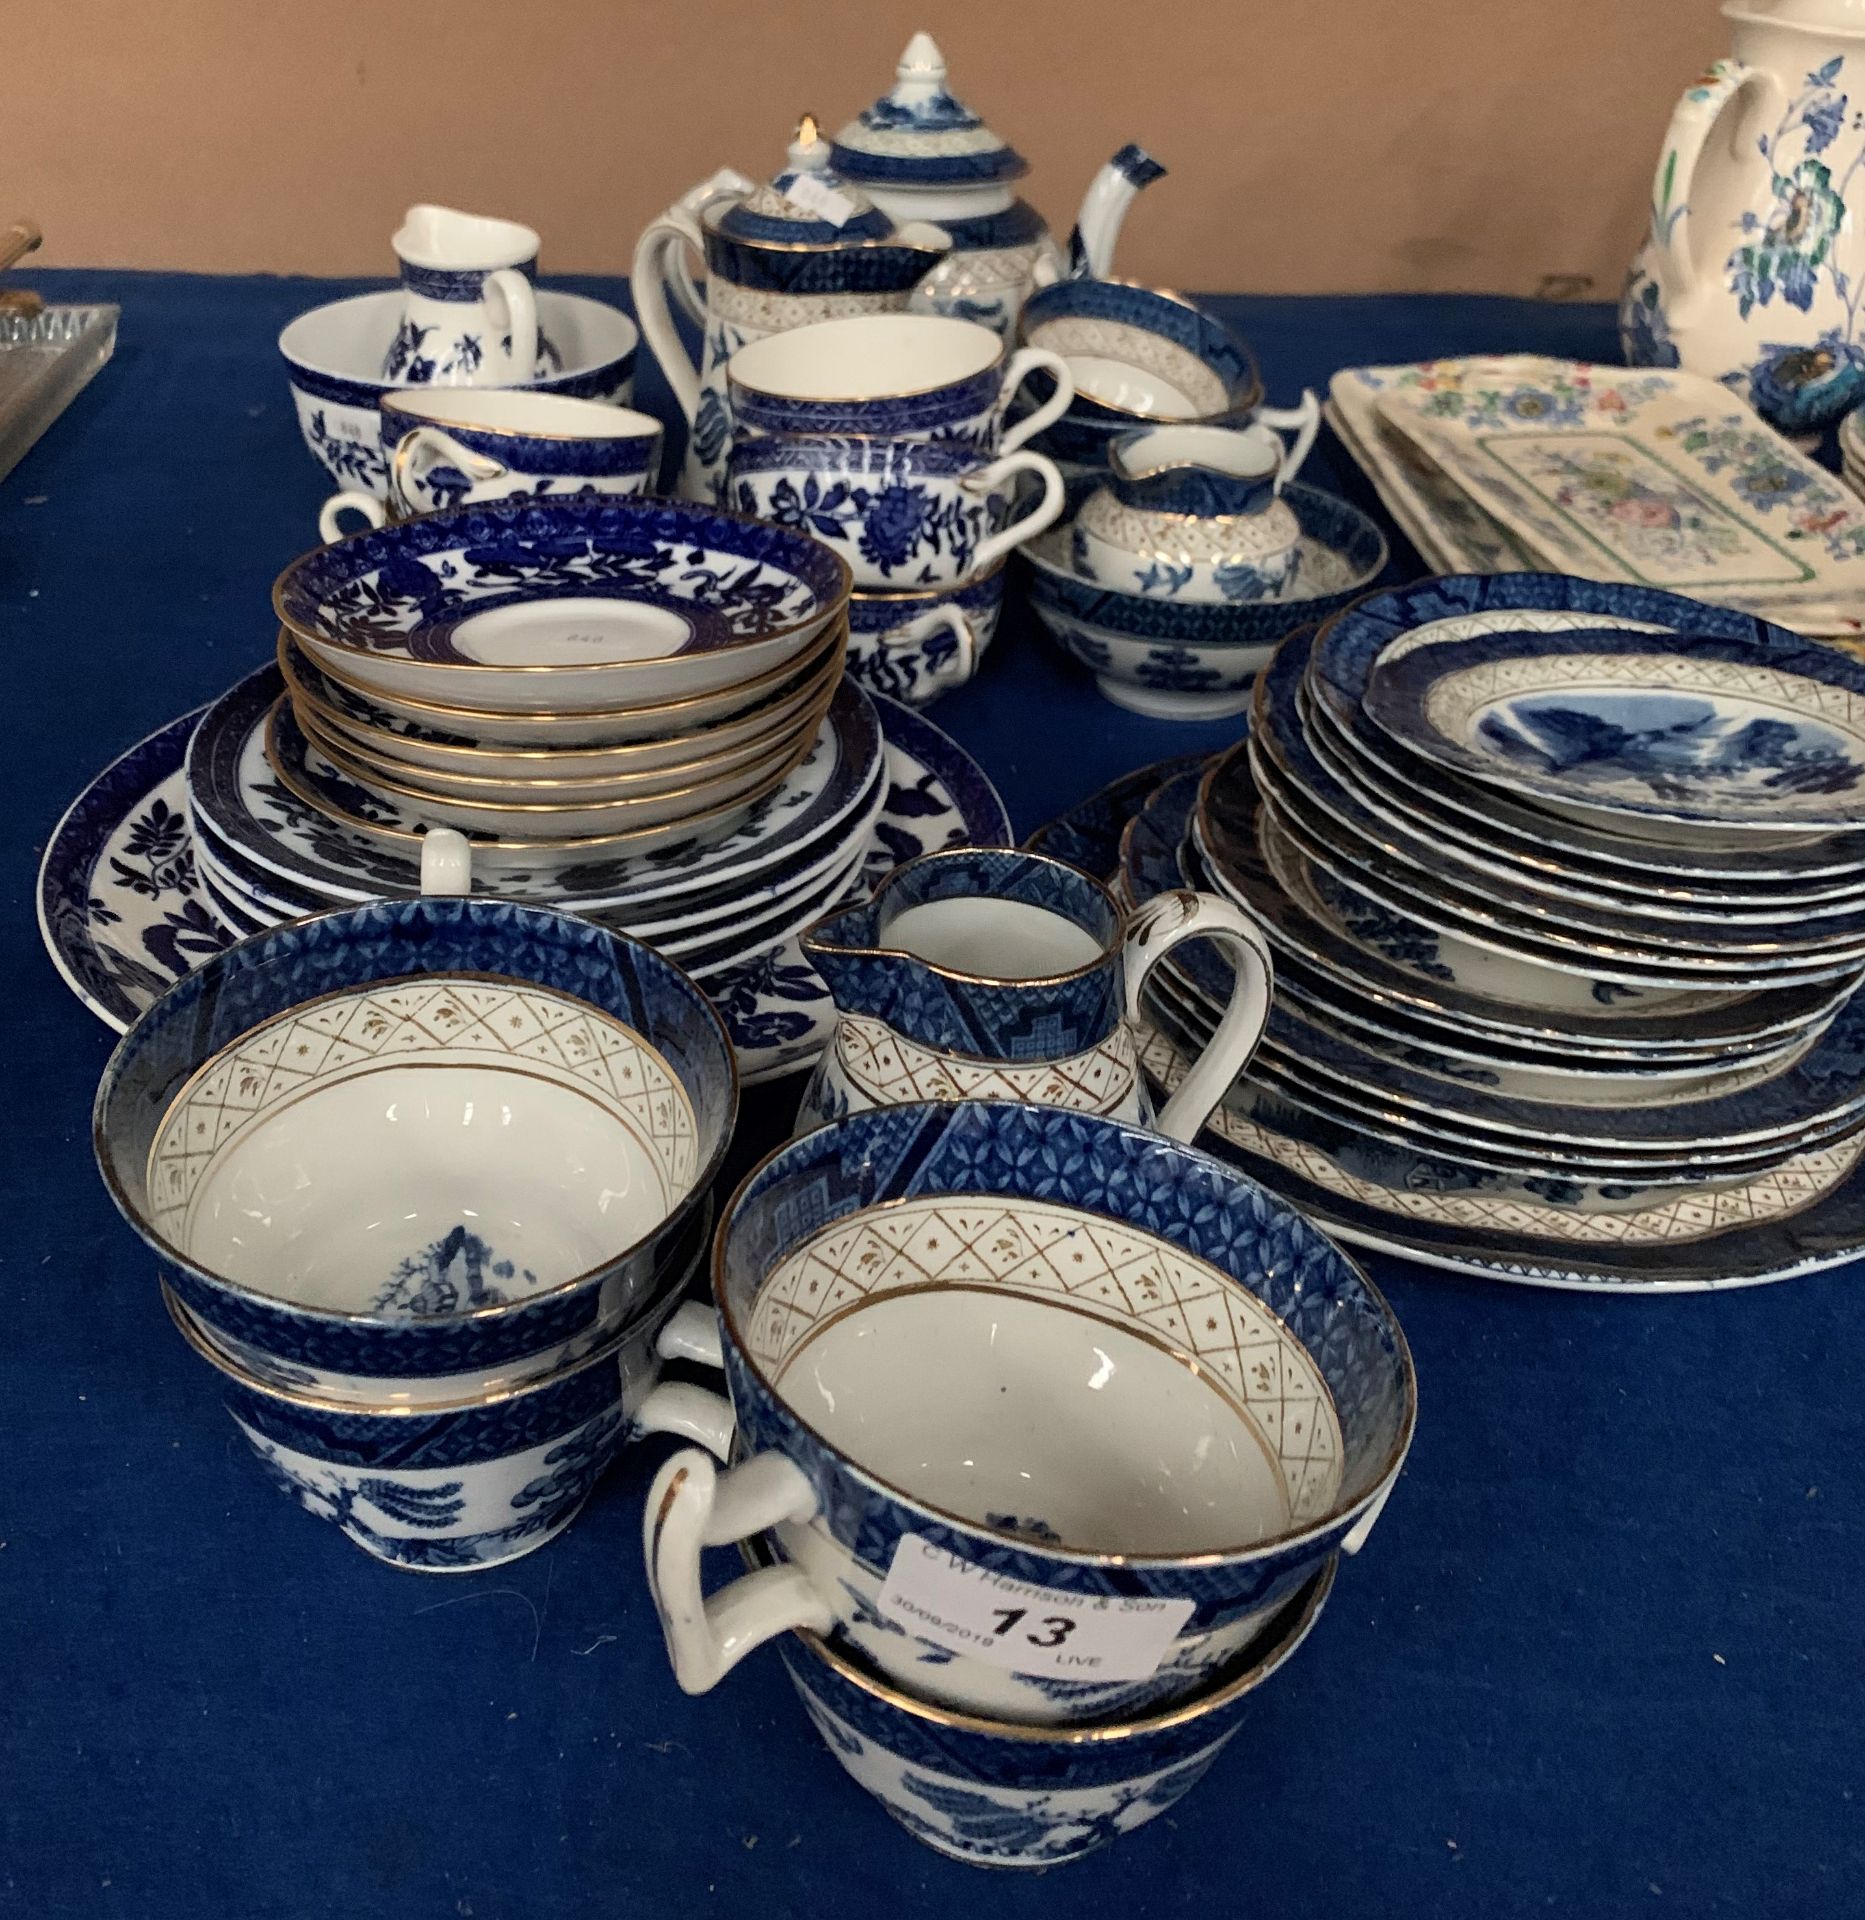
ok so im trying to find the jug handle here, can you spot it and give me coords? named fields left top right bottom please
left=1647, top=59, right=1783, bottom=318
left=631, top=209, right=709, bottom=427
left=1122, top=889, right=1273, bottom=1144
left=666, top=168, right=758, bottom=329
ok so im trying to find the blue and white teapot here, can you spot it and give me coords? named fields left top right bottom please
left=795, top=847, right=1272, bottom=1141
left=631, top=118, right=953, bottom=501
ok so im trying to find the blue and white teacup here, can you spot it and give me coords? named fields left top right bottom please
left=775, top=1546, right=1335, bottom=1867
left=167, top=1278, right=733, bottom=1572
left=382, top=203, right=546, bottom=388
left=318, top=391, right=665, bottom=539
left=725, top=434, right=1064, bottom=589
left=644, top=1099, right=1415, bottom=1725
left=726, top=313, right=1075, bottom=453
left=93, top=839, right=737, bottom=1401
left=844, top=565, right=1006, bottom=705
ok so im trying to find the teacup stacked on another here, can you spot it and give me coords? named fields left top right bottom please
left=724, top=313, right=1075, bottom=705
left=93, top=837, right=742, bottom=1571
left=641, top=1098, right=1417, bottom=1868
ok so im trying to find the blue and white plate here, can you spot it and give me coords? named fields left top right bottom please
left=1127, top=772, right=1865, bottom=1157
left=1021, top=752, right=1210, bottom=876
left=39, top=694, right=1010, bottom=1084
left=1136, top=995, right=1865, bottom=1292
left=274, top=494, right=850, bottom=714
left=185, top=664, right=885, bottom=911
left=1171, top=763, right=1858, bottom=1052
left=1308, top=574, right=1865, bottom=876
left=1361, top=621, right=1865, bottom=841
left=1254, top=630, right=1865, bottom=949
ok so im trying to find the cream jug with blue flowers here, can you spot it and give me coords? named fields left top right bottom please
left=1621, top=0, right=1865, bottom=437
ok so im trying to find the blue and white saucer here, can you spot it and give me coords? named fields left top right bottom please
left=38, top=694, right=1010, bottom=1084
left=1361, top=620, right=1865, bottom=842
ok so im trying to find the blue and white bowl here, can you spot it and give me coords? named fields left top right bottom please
left=644, top=1099, right=1413, bottom=1725
left=167, top=1279, right=732, bottom=1572
left=775, top=1548, right=1336, bottom=1869
left=1014, top=279, right=1263, bottom=467
left=93, top=894, right=737, bottom=1393
left=844, top=564, right=1005, bottom=705
left=1023, top=488, right=1388, bottom=720
left=280, top=288, right=638, bottom=498
left=273, top=493, right=852, bottom=716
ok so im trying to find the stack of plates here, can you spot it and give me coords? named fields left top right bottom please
left=35, top=489, right=1015, bottom=1084
left=1329, top=356, right=1865, bottom=638
left=1111, top=572, right=1865, bottom=1290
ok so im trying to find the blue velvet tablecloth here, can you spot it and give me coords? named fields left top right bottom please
left=5, top=273, right=1860, bottom=1919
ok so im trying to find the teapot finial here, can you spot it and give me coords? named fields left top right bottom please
left=892, top=32, right=948, bottom=101
left=789, top=114, right=828, bottom=169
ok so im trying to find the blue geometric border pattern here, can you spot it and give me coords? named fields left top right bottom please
left=272, top=493, right=848, bottom=653
left=715, top=1100, right=1414, bottom=1608
left=400, top=258, right=539, bottom=304
left=923, top=202, right=1049, bottom=250
left=221, top=1348, right=622, bottom=1469
left=1018, top=279, right=1262, bottom=424
left=93, top=896, right=735, bottom=1373
left=802, top=849, right=1126, bottom=1059
left=846, top=568, right=1003, bottom=638
left=701, top=234, right=946, bottom=300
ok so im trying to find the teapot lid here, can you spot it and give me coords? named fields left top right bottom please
left=709, top=116, right=899, bottom=244
left=830, top=32, right=1028, bottom=186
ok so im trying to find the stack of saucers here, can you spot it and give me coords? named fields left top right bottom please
left=187, top=492, right=888, bottom=997
left=1118, top=573, right=1865, bottom=1291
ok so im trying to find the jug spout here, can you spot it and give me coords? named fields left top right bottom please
left=1066, top=144, right=1167, bottom=280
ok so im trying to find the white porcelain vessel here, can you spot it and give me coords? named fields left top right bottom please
left=319, top=391, right=664, bottom=540
left=382, top=204, right=544, bottom=388
left=631, top=122, right=952, bottom=500
left=1620, top=0, right=1865, bottom=436
left=1072, top=408, right=1320, bottom=604
left=794, top=846, right=1273, bottom=1140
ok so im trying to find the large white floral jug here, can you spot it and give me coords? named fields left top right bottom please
left=1621, top=1, right=1865, bottom=437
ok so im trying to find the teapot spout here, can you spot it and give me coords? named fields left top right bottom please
left=1066, top=143, right=1167, bottom=280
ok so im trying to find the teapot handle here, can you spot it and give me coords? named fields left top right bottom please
left=631, top=209, right=709, bottom=427
left=666, top=168, right=757, bottom=330
left=1646, top=59, right=1783, bottom=319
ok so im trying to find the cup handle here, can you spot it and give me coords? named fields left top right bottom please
left=318, top=491, right=386, bottom=543
left=484, top=267, right=539, bottom=380
left=968, top=449, right=1066, bottom=572
left=391, top=426, right=507, bottom=512
left=996, top=347, right=1076, bottom=454
left=1122, top=889, right=1273, bottom=1144
left=1340, top=1485, right=1393, bottom=1557
left=419, top=827, right=473, bottom=896
left=644, top=1446, right=833, bottom=1694
left=881, top=604, right=978, bottom=692
left=629, top=1301, right=735, bottom=1456
left=1254, top=390, right=1321, bottom=490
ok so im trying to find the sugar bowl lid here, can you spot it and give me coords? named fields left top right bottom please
left=830, top=32, right=1028, bottom=186
left=709, top=116, right=898, bottom=245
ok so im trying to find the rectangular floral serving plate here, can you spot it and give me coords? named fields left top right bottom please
left=1368, top=358, right=1865, bottom=623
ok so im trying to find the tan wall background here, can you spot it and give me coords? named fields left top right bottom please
left=12, top=0, right=1723, bottom=295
